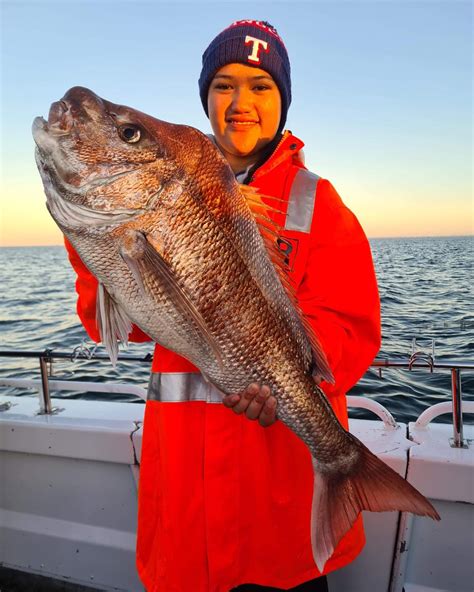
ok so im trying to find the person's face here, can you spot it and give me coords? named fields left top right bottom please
left=207, top=63, right=281, bottom=172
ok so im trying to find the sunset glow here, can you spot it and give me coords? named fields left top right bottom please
left=1, top=2, right=472, bottom=247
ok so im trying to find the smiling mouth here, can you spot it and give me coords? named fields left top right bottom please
left=226, top=120, right=259, bottom=128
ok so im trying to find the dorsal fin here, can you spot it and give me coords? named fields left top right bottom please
left=239, top=184, right=334, bottom=385
left=239, top=184, right=286, bottom=215
left=239, top=184, right=290, bottom=280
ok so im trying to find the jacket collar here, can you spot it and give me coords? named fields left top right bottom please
left=252, top=131, right=305, bottom=181
left=206, top=131, right=305, bottom=182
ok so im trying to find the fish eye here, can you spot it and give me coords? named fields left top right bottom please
left=118, top=124, right=141, bottom=143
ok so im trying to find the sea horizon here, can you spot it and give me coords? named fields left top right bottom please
left=1, top=233, right=472, bottom=249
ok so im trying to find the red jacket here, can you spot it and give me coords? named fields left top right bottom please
left=65, top=132, right=381, bottom=592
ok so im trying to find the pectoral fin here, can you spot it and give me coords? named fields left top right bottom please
left=96, top=283, right=133, bottom=366
left=120, top=230, right=224, bottom=367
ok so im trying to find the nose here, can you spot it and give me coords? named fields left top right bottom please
left=60, top=86, right=105, bottom=123
left=230, top=87, right=253, bottom=112
left=62, top=86, right=102, bottom=107
left=47, top=100, right=73, bottom=132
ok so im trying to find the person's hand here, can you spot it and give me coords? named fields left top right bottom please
left=222, top=383, right=277, bottom=427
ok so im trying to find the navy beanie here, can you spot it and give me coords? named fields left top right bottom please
left=199, top=20, right=291, bottom=132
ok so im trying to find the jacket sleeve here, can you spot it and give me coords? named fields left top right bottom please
left=296, top=179, right=381, bottom=399
left=64, top=237, right=152, bottom=343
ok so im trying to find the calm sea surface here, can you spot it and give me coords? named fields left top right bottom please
left=0, top=236, right=472, bottom=423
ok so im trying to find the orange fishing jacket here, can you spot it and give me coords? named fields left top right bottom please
left=65, top=132, right=381, bottom=592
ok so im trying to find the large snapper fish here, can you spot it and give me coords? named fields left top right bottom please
left=32, top=87, right=439, bottom=570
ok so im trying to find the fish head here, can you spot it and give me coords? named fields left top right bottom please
left=32, top=86, right=204, bottom=234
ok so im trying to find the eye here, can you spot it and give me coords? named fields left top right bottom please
left=212, top=83, right=232, bottom=91
left=118, top=124, right=141, bottom=143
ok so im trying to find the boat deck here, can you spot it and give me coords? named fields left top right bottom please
left=0, top=565, right=98, bottom=592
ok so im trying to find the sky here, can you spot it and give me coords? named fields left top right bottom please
left=0, top=0, right=472, bottom=246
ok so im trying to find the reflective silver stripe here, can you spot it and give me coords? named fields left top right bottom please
left=285, top=169, right=319, bottom=233
left=147, top=372, right=224, bottom=403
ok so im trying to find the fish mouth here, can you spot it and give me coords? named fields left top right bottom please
left=32, top=112, right=77, bottom=191
left=32, top=87, right=105, bottom=153
left=32, top=115, right=50, bottom=137
left=32, top=115, right=68, bottom=159
left=32, top=98, right=74, bottom=145
left=34, top=87, right=102, bottom=140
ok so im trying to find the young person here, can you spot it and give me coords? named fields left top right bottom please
left=65, top=19, right=381, bottom=592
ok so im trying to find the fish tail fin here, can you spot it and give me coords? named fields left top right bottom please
left=310, top=441, right=440, bottom=573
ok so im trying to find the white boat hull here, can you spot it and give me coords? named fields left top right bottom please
left=0, top=392, right=472, bottom=592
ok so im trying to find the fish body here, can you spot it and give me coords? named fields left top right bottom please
left=33, top=87, right=440, bottom=571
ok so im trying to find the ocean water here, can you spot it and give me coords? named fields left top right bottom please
left=0, top=236, right=472, bottom=423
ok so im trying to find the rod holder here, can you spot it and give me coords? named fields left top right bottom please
left=450, top=368, right=467, bottom=448
left=38, top=352, right=53, bottom=415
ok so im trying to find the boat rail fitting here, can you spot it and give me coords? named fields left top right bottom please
left=71, top=341, right=98, bottom=361
left=346, top=396, right=398, bottom=429
left=414, top=400, right=474, bottom=431
left=409, top=338, right=435, bottom=372
left=408, top=352, right=434, bottom=372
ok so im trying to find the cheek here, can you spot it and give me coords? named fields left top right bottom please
left=208, top=94, right=228, bottom=130
left=258, top=95, right=281, bottom=133
left=261, top=107, right=281, bottom=133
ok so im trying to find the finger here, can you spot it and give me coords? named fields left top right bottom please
left=258, top=396, right=277, bottom=427
left=222, top=394, right=241, bottom=408
left=245, top=385, right=271, bottom=420
left=232, top=383, right=259, bottom=415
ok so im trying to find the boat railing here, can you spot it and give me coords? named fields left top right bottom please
left=0, top=347, right=472, bottom=448
left=371, top=355, right=473, bottom=448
